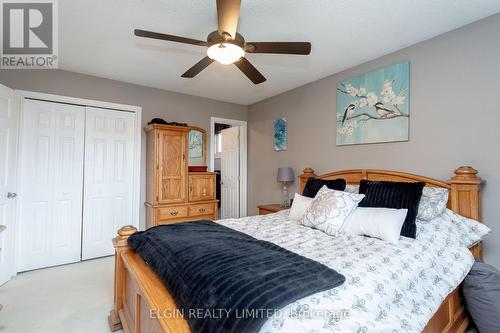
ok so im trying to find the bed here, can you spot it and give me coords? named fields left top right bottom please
left=108, top=166, right=484, bottom=333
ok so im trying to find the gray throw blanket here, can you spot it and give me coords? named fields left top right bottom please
left=128, top=221, right=345, bottom=333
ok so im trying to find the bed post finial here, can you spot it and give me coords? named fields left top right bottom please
left=450, top=166, right=483, bottom=260
left=299, top=168, right=317, bottom=193
left=108, top=225, right=138, bottom=331
left=118, top=225, right=137, bottom=237
left=450, top=166, right=482, bottom=221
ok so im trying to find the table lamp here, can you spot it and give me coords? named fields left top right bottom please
left=277, top=167, right=295, bottom=208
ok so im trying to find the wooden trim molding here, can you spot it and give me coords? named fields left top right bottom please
left=110, top=166, right=483, bottom=333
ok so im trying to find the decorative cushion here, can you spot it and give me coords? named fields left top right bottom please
left=288, top=193, right=314, bottom=221
left=302, top=178, right=346, bottom=198
left=458, top=212, right=491, bottom=239
left=463, top=261, right=500, bottom=333
left=443, top=209, right=491, bottom=247
left=416, top=187, right=449, bottom=221
left=300, top=186, right=365, bottom=237
left=343, top=207, right=408, bottom=244
left=358, top=180, right=425, bottom=239
left=416, top=213, right=472, bottom=249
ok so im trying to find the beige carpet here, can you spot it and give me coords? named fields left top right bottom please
left=0, top=257, right=121, bottom=333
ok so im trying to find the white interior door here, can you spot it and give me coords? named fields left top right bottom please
left=220, top=127, right=240, bottom=219
left=82, top=107, right=136, bottom=260
left=18, top=99, right=85, bottom=272
left=0, top=85, right=18, bottom=284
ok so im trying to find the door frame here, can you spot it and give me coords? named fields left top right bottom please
left=209, top=117, right=247, bottom=217
left=15, top=90, right=142, bottom=272
left=0, top=84, right=20, bottom=285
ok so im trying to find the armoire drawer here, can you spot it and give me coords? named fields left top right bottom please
left=158, top=206, right=188, bottom=220
left=188, top=203, right=215, bottom=217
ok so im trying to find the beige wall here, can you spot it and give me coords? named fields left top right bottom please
left=0, top=69, right=248, bottom=228
left=248, top=14, right=500, bottom=267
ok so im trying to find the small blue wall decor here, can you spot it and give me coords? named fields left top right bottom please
left=274, top=118, right=287, bottom=151
left=337, top=61, right=410, bottom=145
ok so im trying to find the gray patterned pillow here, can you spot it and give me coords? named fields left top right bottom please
left=344, top=184, right=360, bottom=194
left=444, top=209, right=491, bottom=246
left=417, top=187, right=449, bottom=221
left=300, top=186, right=365, bottom=237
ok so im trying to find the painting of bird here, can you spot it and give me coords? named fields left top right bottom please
left=342, top=103, right=356, bottom=124
left=373, top=102, right=396, bottom=118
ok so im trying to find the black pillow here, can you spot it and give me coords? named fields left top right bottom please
left=358, top=180, right=425, bottom=238
left=463, top=261, right=500, bottom=333
left=302, top=178, right=346, bottom=198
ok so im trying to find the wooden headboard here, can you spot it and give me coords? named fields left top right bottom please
left=299, top=166, right=483, bottom=259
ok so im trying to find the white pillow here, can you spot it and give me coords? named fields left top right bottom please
left=289, top=193, right=314, bottom=221
left=444, top=209, right=491, bottom=246
left=417, top=187, right=449, bottom=221
left=300, top=186, right=365, bottom=237
left=416, top=210, right=491, bottom=248
left=343, top=207, right=408, bottom=244
left=416, top=214, right=471, bottom=249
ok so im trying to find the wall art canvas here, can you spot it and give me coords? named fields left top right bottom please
left=336, top=61, right=410, bottom=145
left=274, top=118, right=287, bottom=151
left=189, top=130, right=203, bottom=158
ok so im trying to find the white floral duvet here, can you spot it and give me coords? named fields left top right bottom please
left=218, top=211, right=474, bottom=333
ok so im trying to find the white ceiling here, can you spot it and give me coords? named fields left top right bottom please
left=60, top=0, right=500, bottom=105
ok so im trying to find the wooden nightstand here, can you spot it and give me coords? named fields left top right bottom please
left=257, top=204, right=287, bottom=215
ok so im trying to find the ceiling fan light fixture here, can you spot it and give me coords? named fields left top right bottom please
left=207, top=43, right=245, bottom=65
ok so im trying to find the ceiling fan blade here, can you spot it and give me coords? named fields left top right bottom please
left=216, top=0, right=241, bottom=39
left=245, top=42, right=312, bottom=55
left=134, top=29, right=207, bottom=47
left=234, top=58, right=266, bottom=84
left=181, top=57, right=215, bottom=78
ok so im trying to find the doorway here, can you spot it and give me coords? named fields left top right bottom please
left=210, top=117, right=247, bottom=218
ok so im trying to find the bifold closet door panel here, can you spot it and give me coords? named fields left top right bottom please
left=18, top=100, right=85, bottom=271
left=82, top=107, right=135, bottom=260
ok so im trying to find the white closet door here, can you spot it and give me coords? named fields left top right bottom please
left=18, top=100, right=85, bottom=272
left=82, top=107, right=135, bottom=260
left=220, top=127, right=240, bottom=219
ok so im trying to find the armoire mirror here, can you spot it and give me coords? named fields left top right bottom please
left=188, top=126, right=207, bottom=166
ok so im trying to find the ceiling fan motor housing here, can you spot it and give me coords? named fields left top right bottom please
left=207, top=31, right=245, bottom=48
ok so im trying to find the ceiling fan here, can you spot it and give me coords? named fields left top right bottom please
left=134, top=0, right=311, bottom=85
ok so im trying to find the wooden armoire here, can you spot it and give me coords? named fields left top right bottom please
left=144, top=124, right=217, bottom=228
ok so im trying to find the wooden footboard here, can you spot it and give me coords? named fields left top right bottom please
left=108, top=226, right=190, bottom=333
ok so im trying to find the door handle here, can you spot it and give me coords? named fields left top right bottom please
left=7, top=192, right=17, bottom=199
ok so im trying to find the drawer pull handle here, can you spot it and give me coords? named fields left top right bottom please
left=199, top=208, right=206, bottom=213
left=170, top=211, right=179, bottom=216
